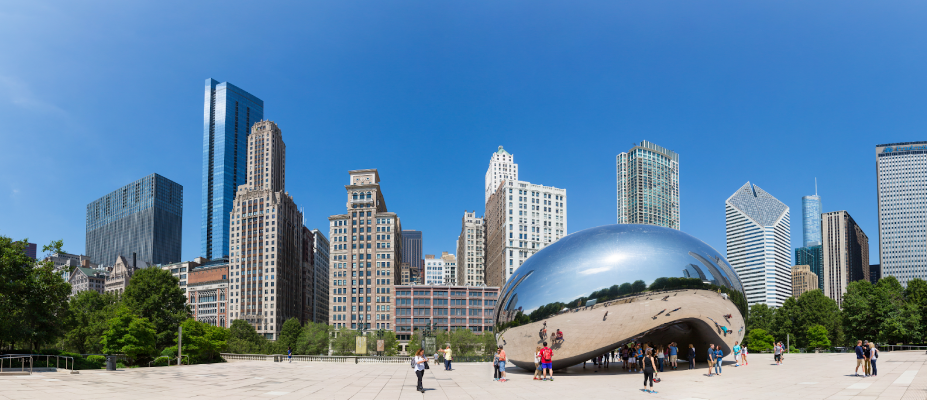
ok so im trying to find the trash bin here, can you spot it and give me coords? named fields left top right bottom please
left=106, top=356, right=116, bottom=371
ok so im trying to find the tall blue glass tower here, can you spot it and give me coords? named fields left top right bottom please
left=202, top=79, right=264, bottom=260
left=802, top=194, right=822, bottom=247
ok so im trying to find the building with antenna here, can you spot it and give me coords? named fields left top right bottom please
left=795, top=180, right=824, bottom=292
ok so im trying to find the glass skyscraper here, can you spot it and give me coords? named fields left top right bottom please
left=202, top=79, right=264, bottom=260
left=616, top=140, right=680, bottom=229
left=877, top=142, right=927, bottom=286
left=795, top=245, right=824, bottom=292
left=86, top=173, right=183, bottom=266
left=801, top=194, right=822, bottom=247
left=402, top=230, right=423, bottom=279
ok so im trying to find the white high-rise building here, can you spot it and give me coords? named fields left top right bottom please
left=616, top=140, right=680, bottom=229
left=456, top=211, right=485, bottom=286
left=485, top=146, right=518, bottom=203
left=725, top=182, right=791, bottom=308
left=424, top=254, right=444, bottom=285
left=441, top=252, right=457, bottom=285
left=877, top=142, right=927, bottom=286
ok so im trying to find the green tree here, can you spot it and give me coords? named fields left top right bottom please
left=770, top=297, right=798, bottom=344
left=842, top=280, right=877, bottom=345
left=276, top=318, right=302, bottom=353
left=806, top=324, right=831, bottom=349
left=0, top=237, right=33, bottom=350
left=163, top=319, right=227, bottom=363
left=747, top=303, right=774, bottom=334
left=227, top=319, right=268, bottom=354
left=745, top=328, right=774, bottom=351
left=875, top=277, right=921, bottom=344
left=41, top=239, right=65, bottom=256
left=366, top=330, right=399, bottom=356
left=905, top=278, right=927, bottom=336
left=22, top=260, right=72, bottom=350
left=101, top=307, right=157, bottom=364
left=331, top=326, right=357, bottom=355
left=631, top=280, right=647, bottom=293
left=617, top=282, right=632, bottom=296
left=795, top=290, right=843, bottom=348
left=482, top=331, right=497, bottom=356
left=61, top=291, right=119, bottom=354
left=296, top=322, right=331, bottom=355
left=122, top=268, right=190, bottom=349
left=407, top=330, right=423, bottom=356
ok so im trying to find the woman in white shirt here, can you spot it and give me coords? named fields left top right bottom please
left=533, top=346, right=542, bottom=380
left=869, top=343, right=879, bottom=377
left=414, top=349, right=428, bottom=393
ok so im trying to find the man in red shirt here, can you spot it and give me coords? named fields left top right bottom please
left=540, top=342, right=554, bottom=381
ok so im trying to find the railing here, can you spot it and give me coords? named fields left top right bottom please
left=0, top=355, right=32, bottom=374
left=220, top=353, right=276, bottom=362
left=0, top=354, right=74, bottom=374
left=220, top=353, right=495, bottom=364
left=882, top=345, right=927, bottom=352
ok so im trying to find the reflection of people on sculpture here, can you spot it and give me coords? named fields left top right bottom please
left=603, top=310, right=609, bottom=321
left=554, top=329, right=564, bottom=344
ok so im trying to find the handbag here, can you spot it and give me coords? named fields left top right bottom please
left=654, top=377, right=662, bottom=383
left=424, top=360, right=430, bottom=369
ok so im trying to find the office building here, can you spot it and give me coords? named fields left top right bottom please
left=393, top=285, right=499, bottom=347
left=310, top=229, right=330, bottom=324
left=424, top=254, right=444, bottom=285
left=328, top=169, right=403, bottom=330
left=161, top=258, right=207, bottom=293
left=86, top=173, right=183, bottom=266
left=104, top=254, right=151, bottom=294
left=822, top=210, right=869, bottom=304
left=485, top=146, right=518, bottom=203
left=43, top=252, right=98, bottom=282
left=877, top=142, right=927, bottom=286
left=442, top=252, right=457, bottom=286
left=187, top=262, right=230, bottom=327
left=870, top=264, right=881, bottom=284
left=227, top=120, right=312, bottom=340
left=725, top=182, right=791, bottom=307
left=24, top=242, right=36, bottom=259
left=401, top=230, right=423, bottom=283
left=68, top=262, right=107, bottom=297
left=802, top=192, right=823, bottom=247
left=616, top=140, right=680, bottom=229
left=791, top=265, right=819, bottom=298
left=795, top=245, right=824, bottom=292
left=456, top=211, right=485, bottom=286
left=485, top=180, right=567, bottom=287
left=202, top=79, right=264, bottom=261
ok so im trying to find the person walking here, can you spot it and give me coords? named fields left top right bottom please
left=493, top=347, right=501, bottom=381
left=870, top=343, right=879, bottom=377
left=669, top=342, right=678, bottom=370
left=687, top=344, right=696, bottom=370
left=498, top=345, right=508, bottom=382
left=707, top=344, right=716, bottom=377
left=863, top=340, right=872, bottom=376
left=656, top=346, right=665, bottom=372
left=540, top=342, right=554, bottom=381
left=413, top=348, right=428, bottom=392
left=533, top=346, right=542, bottom=380
left=287, top=347, right=292, bottom=363
left=714, top=346, right=723, bottom=375
left=642, top=349, right=659, bottom=394
left=733, top=341, right=741, bottom=367
left=854, top=340, right=865, bottom=376
left=774, top=342, right=783, bottom=365
left=741, top=344, right=748, bottom=365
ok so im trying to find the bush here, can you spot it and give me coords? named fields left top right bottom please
left=116, top=362, right=126, bottom=369
left=86, top=355, right=106, bottom=364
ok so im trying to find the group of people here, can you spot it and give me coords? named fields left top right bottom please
left=538, top=322, right=565, bottom=344
left=531, top=342, right=556, bottom=381
left=609, top=342, right=681, bottom=372
left=854, top=340, right=879, bottom=377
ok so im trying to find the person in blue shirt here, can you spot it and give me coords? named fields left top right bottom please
left=855, top=340, right=865, bottom=376
left=733, top=341, right=741, bottom=367
left=714, top=347, right=724, bottom=375
left=707, top=344, right=716, bottom=377
left=669, top=342, right=678, bottom=370
left=287, top=347, right=292, bottom=363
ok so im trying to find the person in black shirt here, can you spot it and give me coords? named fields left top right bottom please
left=863, top=340, right=872, bottom=376
left=642, top=348, right=659, bottom=393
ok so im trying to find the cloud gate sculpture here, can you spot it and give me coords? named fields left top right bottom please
left=494, top=224, right=747, bottom=370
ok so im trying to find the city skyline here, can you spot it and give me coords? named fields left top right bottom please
left=2, top=2, right=913, bottom=270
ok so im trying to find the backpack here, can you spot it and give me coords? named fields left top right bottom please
left=541, top=347, right=553, bottom=362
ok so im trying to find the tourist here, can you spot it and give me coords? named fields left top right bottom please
left=434, top=350, right=440, bottom=365
left=863, top=340, right=871, bottom=376
left=642, top=348, right=658, bottom=394
left=555, top=329, right=564, bottom=344
left=540, top=341, right=554, bottom=381
left=636, top=343, right=644, bottom=373
left=733, top=341, right=741, bottom=367
left=741, top=344, right=748, bottom=365
left=687, top=344, right=696, bottom=370
left=498, top=345, right=508, bottom=382
left=707, top=344, right=715, bottom=377
left=774, top=342, right=783, bottom=365
left=287, top=346, right=292, bottom=363
left=628, top=346, right=637, bottom=372
left=669, top=342, right=678, bottom=370
left=441, top=345, right=453, bottom=371
left=869, top=343, right=879, bottom=377
left=413, top=349, right=428, bottom=393
left=854, top=340, right=864, bottom=376
left=656, top=345, right=665, bottom=372
left=714, top=346, right=723, bottom=375
left=533, top=346, right=542, bottom=380
left=621, top=346, right=629, bottom=370
left=493, top=348, right=501, bottom=381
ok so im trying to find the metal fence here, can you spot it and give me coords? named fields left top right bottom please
left=221, top=353, right=492, bottom=364
left=0, top=354, right=74, bottom=374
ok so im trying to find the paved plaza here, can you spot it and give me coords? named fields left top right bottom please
left=2, top=351, right=927, bottom=399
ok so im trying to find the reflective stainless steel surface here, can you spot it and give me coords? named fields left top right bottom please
left=494, top=224, right=747, bottom=370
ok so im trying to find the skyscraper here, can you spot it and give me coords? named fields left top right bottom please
left=456, top=211, right=485, bottom=286
left=616, top=140, right=680, bottom=229
left=202, top=79, right=264, bottom=261
left=310, top=229, right=330, bottom=324
left=401, top=230, right=422, bottom=284
left=227, top=120, right=311, bottom=340
left=821, top=210, right=870, bottom=304
left=802, top=193, right=823, bottom=247
left=791, top=264, right=819, bottom=298
left=725, top=182, right=791, bottom=307
left=327, top=169, right=403, bottom=330
left=485, top=146, right=518, bottom=203
left=877, top=142, right=927, bottom=286
left=424, top=254, right=444, bottom=285
left=795, top=245, right=824, bottom=292
left=442, top=252, right=457, bottom=285
left=86, top=173, right=183, bottom=266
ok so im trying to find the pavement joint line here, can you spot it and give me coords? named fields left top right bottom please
left=894, top=370, right=919, bottom=385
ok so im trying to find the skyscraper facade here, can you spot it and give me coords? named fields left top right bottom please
left=877, top=142, right=927, bottom=286
left=401, top=230, right=422, bottom=283
left=227, top=120, right=311, bottom=340
left=725, top=182, right=791, bottom=307
left=202, top=79, right=264, bottom=261
left=86, top=173, right=183, bottom=266
left=456, top=211, right=485, bottom=286
left=616, top=140, right=680, bottom=229
left=791, top=265, right=818, bottom=299
left=327, top=169, right=403, bottom=330
left=795, top=245, right=824, bottom=292
left=485, top=179, right=567, bottom=287
left=424, top=254, right=445, bottom=285
left=821, top=210, right=870, bottom=304
left=310, top=229, right=330, bottom=324
left=485, top=146, right=518, bottom=203
left=802, top=194, right=823, bottom=247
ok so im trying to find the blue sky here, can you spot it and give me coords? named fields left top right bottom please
left=2, top=1, right=924, bottom=264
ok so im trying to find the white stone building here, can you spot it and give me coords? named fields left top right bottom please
left=485, top=146, right=518, bottom=203
left=456, top=211, right=485, bottom=286
left=424, top=254, right=445, bottom=285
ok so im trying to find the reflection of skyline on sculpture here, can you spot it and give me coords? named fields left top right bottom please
left=493, top=224, right=746, bottom=369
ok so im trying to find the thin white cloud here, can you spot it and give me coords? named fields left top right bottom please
left=0, top=75, right=67, bottom=116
